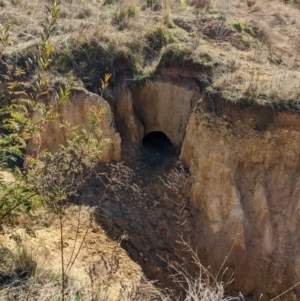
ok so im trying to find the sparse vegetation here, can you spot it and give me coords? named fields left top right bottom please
left=0, top=0, right=70, bottom=228
left=0, top=241, right=169, bottom=301
left=1, top=0, right=299, bottom=107
left=0, top=238, right=245, bottom=301
left=2, top=0, right=300, bottom=299
left=0, top=1, right=111, bottom=300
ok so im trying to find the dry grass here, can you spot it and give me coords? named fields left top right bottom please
left=0, top=240, right=244, bottom=301
left=211, top=52, right=300, bottom=106
left=162, top=239, right=244, bottom=301
left=0, top=205, right=168, bottom=301
left=1, top=0, right=300, bottom=103
left=0, top=245, right=167, bottom=301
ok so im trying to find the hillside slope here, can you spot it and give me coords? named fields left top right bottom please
left=1, top=0, right=300, bottom=300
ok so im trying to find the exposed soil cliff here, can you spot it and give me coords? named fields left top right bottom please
left=107, top=63, right=203, bottom=147
left=21, top=64, right=300, bottom=300
left=101, top=65, right=300, bottom=300
left=180, top=100, right=300, bottom=300
left=27, top=90, right=121, bottom=162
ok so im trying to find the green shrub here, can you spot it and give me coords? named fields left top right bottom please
left=0, top=0, right=70, bottom=230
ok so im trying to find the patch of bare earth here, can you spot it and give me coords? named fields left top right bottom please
left=0, top=205, right=144, bottom=300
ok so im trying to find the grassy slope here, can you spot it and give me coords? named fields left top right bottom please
left=1, top=0, right=300, bottom=108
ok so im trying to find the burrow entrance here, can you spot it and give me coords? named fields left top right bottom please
left=142, top=131, right=173, bottom=151
left=80, top=128, right=192, bottom=296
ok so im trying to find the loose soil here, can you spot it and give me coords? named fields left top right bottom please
left=76, top=140, right=194, bottom=290
left=0, top=140, right=259, bottom=300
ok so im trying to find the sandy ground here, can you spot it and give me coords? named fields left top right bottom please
left=0, top=205, right=143, bottom=300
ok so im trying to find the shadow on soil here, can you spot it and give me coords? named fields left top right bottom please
left=72, top=137, right=259, bottom=300
left=74, top=137, right=197, bottom=291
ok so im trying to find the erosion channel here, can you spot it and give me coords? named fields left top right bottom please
left=33, top=64, right=300, bottom=301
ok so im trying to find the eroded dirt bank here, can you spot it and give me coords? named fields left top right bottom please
left=181, top=100, right=300, bottom=300
left=96, top=64, right=300, bottom=300
left=17, top=62, right=300, bottom=300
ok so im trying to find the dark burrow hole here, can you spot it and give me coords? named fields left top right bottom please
left=143, top=131, right=173, bottom=151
